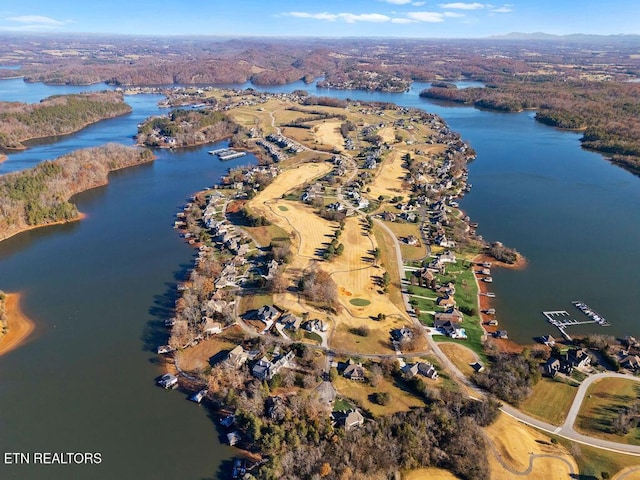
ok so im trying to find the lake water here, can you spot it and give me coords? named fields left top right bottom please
left=1, top=76, right=639, bottom=478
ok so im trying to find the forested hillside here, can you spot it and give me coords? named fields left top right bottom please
left=0, top=92, right=131, bottom=149
left=421, top=80, right=640, bottom=173
left=0, top=144, right=154, bottom=241
left=136, top=108, right=239, bottom=148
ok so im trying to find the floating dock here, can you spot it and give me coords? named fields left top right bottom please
left=208, top=148, right=247, bottom=161
left=543, top=303, right=611, bottom=341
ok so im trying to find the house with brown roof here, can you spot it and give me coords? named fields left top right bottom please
left=343, top=360, right=366, bottom=381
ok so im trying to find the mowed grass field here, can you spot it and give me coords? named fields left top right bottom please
left=368, top=149, right=410, bottom=200
left=438, top=342, right=479, bottom=378
left=576, top=377, right=640, bottom=445
left=246, top=162, right=332, bottom=209
left=333, top=375, right=425, bottom=417
left=175, top=325, right=246, bottom=372
left=519, top=377, right=578, bottom=426
left=485, top=413, right=578, bottom=480
left=382, top=220, right=427, bottom=261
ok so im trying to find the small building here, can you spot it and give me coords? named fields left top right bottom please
left=494, top=330, right=508, bottom=339
left=539, top=335, right=555, bottom=347
left=470, top=362, right=485, bottom=373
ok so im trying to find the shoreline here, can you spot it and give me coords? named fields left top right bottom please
left=0, top=212, right=87, bottom=244
left=0, top=292, right=36, bottom=356
left=473, top=252, right=527, bottom=353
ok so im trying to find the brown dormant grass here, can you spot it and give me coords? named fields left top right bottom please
left=485, top=413, right=578, bottom=480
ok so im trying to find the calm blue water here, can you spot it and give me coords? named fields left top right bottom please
left=0, top=75, right=639, bottom=479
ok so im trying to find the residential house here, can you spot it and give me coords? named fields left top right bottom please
left=405, top=235, right=419, bottom=246
left=566, top=348, right=591, bottom=369
left=304, top=318, right=328, bottom=333
left=621, top=355, right=640, bottom=371
left=257, top=305, right=280, bottom=326
left=417, top=362, right=438, bottom=379
left=343, top=360, right=366, bottom=381
left=436, top=295, right=456, bottom=308
left=227, top=345, right=249, bottom=368
left=332, top=408, right=365, bottom=431
left=391, top=326, right=413, bottom=343
left=280, top=313, right=303, bottom=331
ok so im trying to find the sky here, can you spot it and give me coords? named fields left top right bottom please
left=0, top=1, right=639, bottom=38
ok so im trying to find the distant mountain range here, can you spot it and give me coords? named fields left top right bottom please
left=488, top=32, right=640, bottom=42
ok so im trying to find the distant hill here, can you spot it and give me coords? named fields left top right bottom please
left=488, top=32, right=640, bottom=42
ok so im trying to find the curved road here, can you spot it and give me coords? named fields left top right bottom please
left=375, top=214, right=640, bottom=456
left=240, top=106, right=640, bottom=459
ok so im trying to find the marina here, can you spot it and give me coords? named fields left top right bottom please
left=208, top=148, right=247, bottom=161
left=543, top=303, right=611, bottom=341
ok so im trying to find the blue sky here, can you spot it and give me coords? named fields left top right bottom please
left=0, top=1, right=638, bottom=37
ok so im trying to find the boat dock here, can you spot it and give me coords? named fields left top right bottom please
left=208, top=148, right=247, bottom=161
left=543, top=304, right=611, bottom=341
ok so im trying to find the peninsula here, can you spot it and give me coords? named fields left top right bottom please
left=0, top=143, right=154, bottom=243
left=0, top=91, right=131, bottom=150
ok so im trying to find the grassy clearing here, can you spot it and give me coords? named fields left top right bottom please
left=382, top=220, right=427, bottom=261
left=371, top=224, right=406, bottom=314
left=519, top=377, right=579, bottom=426
left=333, top=375, right=425, bottom=417
left=277, top=205, right=289, bottom=212
left=438, top=342, right=478, bottom=378
left=486, top=413, right=578, bottom=480
left=176, top=326, right=246, bottom=373
left=554, top=436, right=640, bottom=479
left=238, top=293, right=273, bottom=316
left=576, top=378, right=640, bottom=445
left=242, top=224, right=290, bottom=247
left=332, top=322, right=397, bottom=355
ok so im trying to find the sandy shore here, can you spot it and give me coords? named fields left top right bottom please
left=0, top=292, right=36, bottom=356
left=0, top=212, right=87, bottom=244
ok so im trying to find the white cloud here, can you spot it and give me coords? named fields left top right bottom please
left=443, top=11, right=465, bottom=17
left=286, top=12, right=339, bottom=21
left=412, top=1, right=426, bottom=5
left=490, top=5, right=512, bottom=13
left=285, top=12, right=391, bottom=23
left=438, top=2, right=485, bottom=9
left=391, top=17, right=417, bottom=23
left=7, top=15, right=68, bottom=26
left=340, top=13, right=391, bottom=23
left=381, top=0, right=413, bottom=4
left=406, top=11, right=446, bottom=22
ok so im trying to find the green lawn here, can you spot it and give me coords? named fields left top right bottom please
left=554, top=436, right=640, bottom=479
left=407, top=265, right=485, bottom=357
left=350, top=298, right=371, bottom=307
left=576, top=377, right=640, bottom=445
left=520, top=377, right=578, bottom=425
